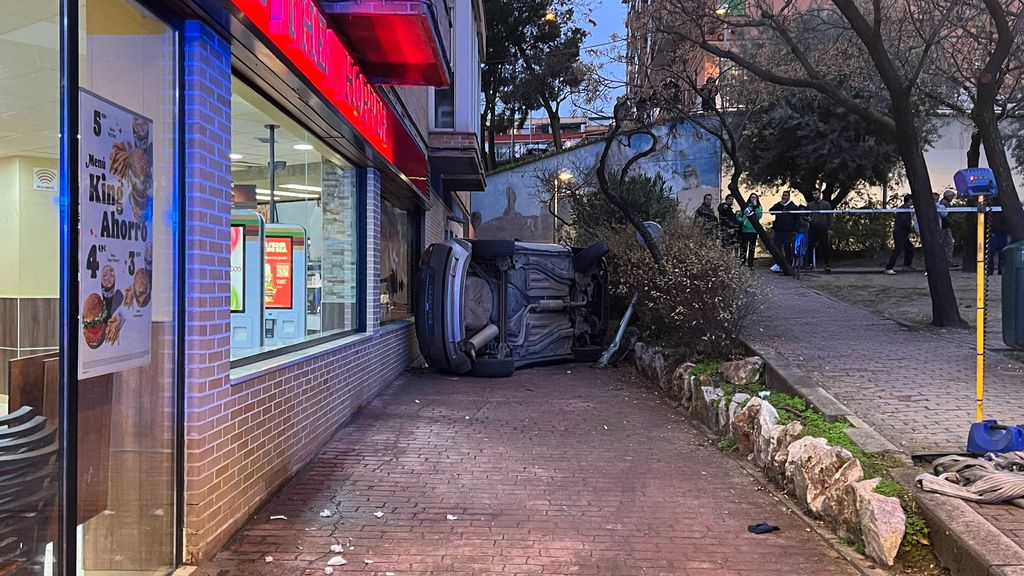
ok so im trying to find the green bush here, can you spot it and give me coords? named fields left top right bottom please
left=605, top=222, right=760, bottom=358
left=830, top=195, right=897, bottom=255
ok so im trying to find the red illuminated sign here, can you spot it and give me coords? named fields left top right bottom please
left=231, top=0, right=392, bottom=159
left=264, top=236, right=293, bottom=309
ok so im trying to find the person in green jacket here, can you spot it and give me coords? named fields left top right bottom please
left=736, top=193, right=763, bottom=269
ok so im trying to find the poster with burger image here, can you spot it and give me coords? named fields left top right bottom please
left=78, top=90, right=153, bottom=379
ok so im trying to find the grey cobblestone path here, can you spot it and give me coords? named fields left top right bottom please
left=747, top=273, right=1024, bottom=547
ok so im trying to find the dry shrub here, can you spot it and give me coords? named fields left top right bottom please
left=606, top=222, right=763, bottom=358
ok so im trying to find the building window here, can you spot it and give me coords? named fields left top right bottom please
left=380, top=198, right=414, bottom=322
left=433, top=87, right=455, bottom=129
left=1, top=0, right=62, bottom=570
left=229, top=78, right=360, bottom=360
left=77, top=0, right=180, bottom=571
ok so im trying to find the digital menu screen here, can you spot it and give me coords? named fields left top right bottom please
left=230, top=225, right=245, bottom=312
left=264, top=236, right=293, bottom=309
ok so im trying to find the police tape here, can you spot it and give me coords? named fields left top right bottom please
left=763, top=206, right=1006, bottom=214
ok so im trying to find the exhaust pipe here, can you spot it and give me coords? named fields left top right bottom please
left=464, top=324, right=499, bottom=361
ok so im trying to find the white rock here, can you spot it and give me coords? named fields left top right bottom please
left=364, top=559, right=375, bottom=565
left=786, top=438, right=853, bottom=513
left=264, top=556, right=273, bottom=563
left=330, top=544, right=344, bottom=553
left=673, top=363, right=696, bottom=406
left=373, top=511, right=384, bottom=518
left=446, top=514, right=459, bottom=520
left=854, top=479, right=905, bottom=567
left=327, top=556, right=347, bottom=566
left=319, top=509, right=333, bottom=518
left=730, top=397, right=763, bottom=455
left=785, top=436, right=829, bottom=501
left=819, top=459, right=865, bottom=541
left=726, top=394, right=751, bottom=438
left=766, top=421, right=804, bottom=482
left=752, top=401, right=780, bottom=467
left=324, top=568, right=334, bottom=575
left=719, top=356, right=764, bottom=386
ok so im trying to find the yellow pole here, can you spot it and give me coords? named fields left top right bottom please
left=976, top=195, right=986, bottom=422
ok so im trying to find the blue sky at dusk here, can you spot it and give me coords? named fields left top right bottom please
left=581, top=0, right=627, bottom=114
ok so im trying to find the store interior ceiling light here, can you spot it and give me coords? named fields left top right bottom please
left=254, top=188, right=320, bottom=199
left=293, top=143, right=314, bottom=150
left=279, top=184, right=323, bottom=192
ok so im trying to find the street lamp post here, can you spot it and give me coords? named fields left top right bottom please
left=552, top=171, right=572, bottom=243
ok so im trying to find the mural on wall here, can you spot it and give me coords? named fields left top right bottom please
left=473, top=121, right=722, bottom=242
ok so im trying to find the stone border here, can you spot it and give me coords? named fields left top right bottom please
left=633, top=343, right=907, bottom=567
left=743, top=337, right=1024, bottom=576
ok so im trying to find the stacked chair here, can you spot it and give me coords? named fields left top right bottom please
left=0, top=406, right=59, bottom=575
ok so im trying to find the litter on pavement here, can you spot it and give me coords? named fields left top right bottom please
left=747, top=522, right=780, bottom=534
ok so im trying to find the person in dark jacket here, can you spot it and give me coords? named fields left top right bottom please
left=718, top=194, right=741, bottom=252
left=988, top=197, right=1011, bottom=275
left=693, top=193, right=718, bottom=231
left=885, top=194, right=915, bottom=274
left=769, top=190, right=802, bottom=271
left=806, top=189, right=833, bottom=272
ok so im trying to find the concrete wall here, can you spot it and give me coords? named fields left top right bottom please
left=474, top=122, right=721, bottom=241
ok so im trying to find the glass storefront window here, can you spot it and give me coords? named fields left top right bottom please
left=75, top=0, right=179, bottom=573
left=0, top=0, right=62, bottom=572
left=380, top=199, right=414, bottom=322
left=230, top=79, right=360, bottom=360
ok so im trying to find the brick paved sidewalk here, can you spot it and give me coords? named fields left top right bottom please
left=192, top=365, right=857, bottom=576
left=747, top=273, right=1024, bottom=548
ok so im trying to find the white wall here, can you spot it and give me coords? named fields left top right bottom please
left=0, top=156, right=59, bottom=297
left=452, top=0, right=483, bottom=135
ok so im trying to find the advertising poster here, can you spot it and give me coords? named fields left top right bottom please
left=230, top=225, right=245, bottom=312
left=78, top=89, right=153, bottom=379
left=264, top=236, right=293, bottom=309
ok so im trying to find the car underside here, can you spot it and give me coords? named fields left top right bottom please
left=415, top=239, right=610, bottom=377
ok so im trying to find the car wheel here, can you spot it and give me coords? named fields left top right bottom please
left=572, top=241, right=610, bottom=271
left=469, top=239, right=515, bottom=258
left=574, top=345, right=604, bottom=363
left=469, top=357, right=515, bottom=378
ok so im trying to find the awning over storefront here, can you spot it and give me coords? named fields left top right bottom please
left=226, top=0, right=432, bottom=198
left=320, top=0, right=452, bottom=87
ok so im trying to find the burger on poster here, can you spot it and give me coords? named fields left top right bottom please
left=133, top=269, right=151, bottom=308
left=82, top=293, right=108, bottom=349
left=127, top=147, right=152, bottom=221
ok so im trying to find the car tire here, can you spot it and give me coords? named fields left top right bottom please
left=572, top=241, right=609, bottom=271
left=469, top=357, right=515, bottom=378
left=469, top=239, right=515, bottom=258
left=574, top=345, right=604, bottom=363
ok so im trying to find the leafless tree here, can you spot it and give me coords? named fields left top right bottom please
left=651, top=0, right=966, bottom=326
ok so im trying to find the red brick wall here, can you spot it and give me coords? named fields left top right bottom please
left=182, top=23, right=430, bottom=563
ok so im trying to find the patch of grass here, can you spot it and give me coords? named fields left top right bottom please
left=722, top=436, right=738, bottom=453
left=691, top=360, right=722, bottom=378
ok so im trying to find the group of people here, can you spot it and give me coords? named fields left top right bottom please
left=694, top=187, right=1012, bottom=275
left=693, top=190, right=834, bottom=271
left=885, top=190, right=1012, bottom=275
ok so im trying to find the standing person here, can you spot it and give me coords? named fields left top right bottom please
left=806, top=189, right=833, bottom=272
left=717, top=194, right=741, bottom=253
left=885, top=194, right=915, bottom=274
left=940, top=189, right=956, bottom=266
left=769, top=190, right=801, bottom=272
left=737, top=193, right=763, bottom=269
left=693, top=193, right=718, bottom=231
left=989, top=197, right=1011, bottom=275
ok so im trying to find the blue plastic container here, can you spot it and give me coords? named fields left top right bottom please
left=967, top=420, right=1024, bottom=455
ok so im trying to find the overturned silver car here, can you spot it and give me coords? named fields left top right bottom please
left=414, top=239, right=610, bottom=377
